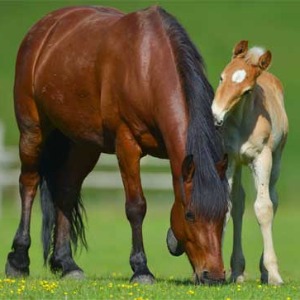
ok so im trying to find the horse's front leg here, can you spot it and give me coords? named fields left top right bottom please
left=251, top=147, right=283, bottom=285
left=116, top=126, right=154, bottom=284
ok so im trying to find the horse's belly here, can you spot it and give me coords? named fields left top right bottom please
left=136, top=131, right=168, bottom=158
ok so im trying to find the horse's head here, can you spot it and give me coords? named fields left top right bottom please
left=212, top=40, right=272, bottom=127
left=167, top=155, right=228, bottom=285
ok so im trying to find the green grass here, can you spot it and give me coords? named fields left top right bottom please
left=0, top=276, right=299, bottom=300
left=0, top=190, right=299, bottom=299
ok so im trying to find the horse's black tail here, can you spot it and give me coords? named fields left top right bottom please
left=39, top=130, right=87, bottom=265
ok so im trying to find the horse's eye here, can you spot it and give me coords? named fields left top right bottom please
left=219, top=76, right=223, bottom=83
left=185, top=211, right=195, bottom=222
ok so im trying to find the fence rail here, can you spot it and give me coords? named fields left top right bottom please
left=0, top=152, right=172, bottom=189
left=0, top=123, right=173, bottom=208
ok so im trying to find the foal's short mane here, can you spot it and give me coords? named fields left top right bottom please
left=245, top=47, right=266, bottom=65
left=158, top=7, right=228, bottom=220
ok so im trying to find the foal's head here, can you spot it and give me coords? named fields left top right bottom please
left=212, top=40, right=272, bottom=127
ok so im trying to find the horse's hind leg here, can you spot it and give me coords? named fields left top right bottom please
left=116, top=125, right=154, bottom=284
left=46, top=140, right=100, bottom=278
left=6, top=98, right=43, bottom=277
left=251, top=147, right=283, bottom=285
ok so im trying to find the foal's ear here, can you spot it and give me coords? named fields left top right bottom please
left=182, top=155, right=195, bottom=183
left=232, top=40, right=248, bottom=58
left=258, top=50, right=272, bottom=71
left=215, top=154, right=228, bottom=180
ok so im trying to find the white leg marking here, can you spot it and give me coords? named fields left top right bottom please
left=251, top=147, right=283, bottom=285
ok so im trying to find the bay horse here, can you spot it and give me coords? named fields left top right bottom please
left=6, top=6, right=228, bottom=284
left=212, top=40, right=288, bottom=285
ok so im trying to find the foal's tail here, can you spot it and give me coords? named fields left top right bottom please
left=39, top=130, right=87, bottom=264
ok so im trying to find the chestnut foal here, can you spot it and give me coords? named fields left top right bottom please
left=212, top=40, right=288, bottom=285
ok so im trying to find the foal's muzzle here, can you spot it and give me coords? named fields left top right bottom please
left=211, top=102, right=226, bottom=128
left=214, top=119, right=224, bottom=127
left=213, top=113, right=224, bottom=128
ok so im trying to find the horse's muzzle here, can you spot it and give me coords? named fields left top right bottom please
left=195, top=271, right=226, bottom=285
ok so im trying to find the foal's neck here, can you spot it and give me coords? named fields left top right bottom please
left=227, top=90, right=255, bottom=128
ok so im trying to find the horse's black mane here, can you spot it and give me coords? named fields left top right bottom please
left=158, top=7, right=229, bottom=220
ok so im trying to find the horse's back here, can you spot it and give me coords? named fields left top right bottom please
left=15, top=5, right=185, bottom=157
left=14, top=6, right=126, bottom=145
left=15, top=5, right=124, bottom=101
left=15, top=6, right=123, bottom=90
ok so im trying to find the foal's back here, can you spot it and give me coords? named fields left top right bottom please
left=235, top=70, right=289, bottom=162
left=255, top=71, right=288, bottom=152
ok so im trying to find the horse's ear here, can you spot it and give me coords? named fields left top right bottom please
left=258, top=50, right=272, bottom=71
left=215, top=154, right=228, bottom=180
left=232, top=40, right=248, bottom=58
left=182, top=155, right=195, bottom=183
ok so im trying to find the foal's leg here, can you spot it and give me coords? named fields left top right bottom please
left=229, top=165, right=246, bottom=283
left=258, top=148, right=283, bottom=284
left=49, top=143, right=100, bottom=278
left=251, top=147, right=283, bottom=285
left=116, top=125, right=154, bottom=284
left=6, top=113, right=42, bottom=276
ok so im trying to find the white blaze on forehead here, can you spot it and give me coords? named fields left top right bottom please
left=231, top=69, right=246, bottom=83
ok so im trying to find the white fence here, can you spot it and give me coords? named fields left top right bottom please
left=0, top=123, right=173, bottom=208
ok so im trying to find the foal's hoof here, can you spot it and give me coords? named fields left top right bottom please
left=260, top=271, right=268, bottom=284
left=130, top=274, right=155, bottom=285
left=5, top=261, right=29, bottom=278
left=264, top=273, right=284, bottom=286
left=62, top=270, right=85, bottom=280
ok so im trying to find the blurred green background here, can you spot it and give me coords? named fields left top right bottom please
left=0, top=0, right=299, bottom=282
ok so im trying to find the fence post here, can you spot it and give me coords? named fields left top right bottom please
left=0, top=121, right=4, bottom=216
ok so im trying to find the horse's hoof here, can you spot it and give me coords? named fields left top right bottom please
left=229, top=274, right=245, bottom=283
left=130, top=274, right=155, bottom=285
left=5, top=261, right=29, bottom=278
left=62, top=270, right=85, bottom=280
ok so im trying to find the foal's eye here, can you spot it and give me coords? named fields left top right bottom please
left=219, top=76, right=223, bottom=83
left=185, top=211, right=195, bottom=222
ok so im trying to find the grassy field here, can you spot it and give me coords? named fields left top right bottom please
left=0, top=0, right=299, bottom=299
left=0, top=0, right=299, bottom=200
left=0, top=190, right=299, bottom=299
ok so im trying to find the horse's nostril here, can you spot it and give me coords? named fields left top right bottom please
left=202, top=270, right=209, bottom=280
